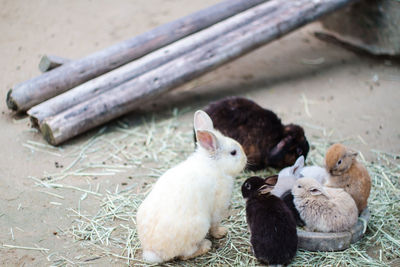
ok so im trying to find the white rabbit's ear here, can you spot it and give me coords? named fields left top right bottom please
left=194, top=110, right=214, bottom=131
left=309, top=187, right=322, bottom=196
left=290, top=156, right=304, bottom=177
left=196, top=130, right=219, bottom=154
left=310, top=186, right=329, bottom=198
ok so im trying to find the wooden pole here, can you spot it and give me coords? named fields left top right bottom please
left=6, top=0, right=267, bottom=112
left=38, top=55, right=71, bottom=72
left=27, top=1, right=276, bottom=125
left=40, top=0, right=358, bottom=145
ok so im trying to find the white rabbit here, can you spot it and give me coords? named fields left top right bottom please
left=273, top=156, right=329, bottom=198
left=271, top=156, right=303, bottom=197
left=136, top=110, right=247, bottom=263
left=300, top=165, right=329, bottom=185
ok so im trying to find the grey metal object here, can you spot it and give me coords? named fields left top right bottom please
left=298, top=208, right=370, bottom=251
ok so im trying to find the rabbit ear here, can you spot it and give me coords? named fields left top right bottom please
left=290, top=156, right=304, bottom=177
left=196, top=130, right=219, bottom=154
left=264, top=175, right=278, bottom=186
left=258, top=184, right=274, bottom=195
left=270, top=135, right=293, bottom=158
left=346, top=149, right=358, bottom=159
left=309, top=187, right=322, bottom=196
left=194, top=110, right=214, bottom=131
left=309, top=186, right=330, bottom=198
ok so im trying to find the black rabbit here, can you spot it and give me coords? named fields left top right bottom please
left=202, top=96, right=309, bottom=171
left=242, top=176, right=298, bottom=266
left=281, top=190, right=305, bottom=227
left=264, top=175, right=305, bottom=227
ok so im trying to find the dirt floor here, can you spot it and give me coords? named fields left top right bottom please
left=1, top=0, right=399, bottom=266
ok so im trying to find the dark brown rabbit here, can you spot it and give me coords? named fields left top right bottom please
left=242, top=176, right=298, bottom=266
left=203, top=96, right=309, bottom=170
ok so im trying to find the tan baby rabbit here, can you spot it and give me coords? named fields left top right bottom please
left=292, top=177, right=358, bottom=232
left=325, top=143, right=371, bottom=213
left=136, top=110, right=247, bottom=263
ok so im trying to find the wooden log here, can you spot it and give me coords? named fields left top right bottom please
left=38, top=55, right=71, bottom=72
left=6, top=0, right=267, bottom=112
left=41, top=0, right=358, bottom=145
left=27, top=2, right=276, bottom=125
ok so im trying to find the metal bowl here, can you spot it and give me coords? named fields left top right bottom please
left=297, top=208, right=370, bottom=251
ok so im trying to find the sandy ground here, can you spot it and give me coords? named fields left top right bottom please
left=1, top=0, right=399, bottom=266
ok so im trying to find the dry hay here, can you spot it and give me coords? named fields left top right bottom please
left=27, top=109, right=400, bottom=266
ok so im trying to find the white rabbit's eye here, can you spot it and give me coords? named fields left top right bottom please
left=297, top=185, right=302, bottom=188
left=230, top=150, right=237, bottom=156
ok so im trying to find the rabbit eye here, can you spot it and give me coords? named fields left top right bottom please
left=297, top=185, right=302, bottom=188
left=296, top=147, right=303, bottom=155
left=245, top=182, right=251, bottom=190
left=230, top=150, right=237, bottom=156
left=337, top=159, right=342, bottom=165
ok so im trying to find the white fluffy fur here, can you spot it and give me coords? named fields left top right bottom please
left=136, top=111, right=247, bottom=263
left=273, top=156, right=329, bottom=197
left=271, top=156, right=303, bottom=197
left=300, top=166, right=329, bottom=185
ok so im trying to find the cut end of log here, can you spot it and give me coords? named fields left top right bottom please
left=40, top=122, right=57, bottom=146
left=27, top=107, right=45, bottom=128
left=29, top=116, right=40, bottom=129
left=6, top=89, right=19, bottom=111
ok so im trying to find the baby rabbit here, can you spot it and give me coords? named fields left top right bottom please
left=281, top=190, right=305, bottom=227
left=265, top=157, right=304, bottom=226
left=263, top=174, right=305, bottom=227
left=242, top=176, right=298, bottom=266
left=292, top=177, right=358, bottom=233
left=271, top=156, right=304, bottom=197
left=324, top=143, right=371, bottom=213
left=278, top=155, right=329, bottom=185
left=272, top=156, right=328, bottom=226
left=202, top=96, right=309, bottom=170
left=137, top=110, right=247, bottom=263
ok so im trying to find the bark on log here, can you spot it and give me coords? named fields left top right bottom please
left=38, top=55, right=71, bottom=72
left=40, top=0, right=358, bottom=145
left=28, top=2, right=277, bottom=125
left=6, top=0, right=267, bottom=112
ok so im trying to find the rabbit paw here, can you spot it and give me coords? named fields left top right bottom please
left=210, top=226, right=227, bottom=239
left=179, top=239, right=212, bottom=260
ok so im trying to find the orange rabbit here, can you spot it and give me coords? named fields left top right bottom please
left=324, top=143, right=371, bottom=213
